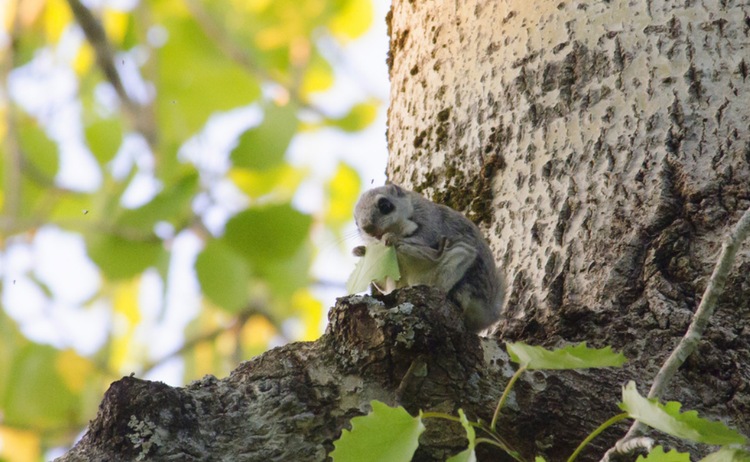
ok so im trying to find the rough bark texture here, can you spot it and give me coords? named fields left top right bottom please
left=57, top=287, right=630, bottom=462
left=386, top=0, right=750, bottom=455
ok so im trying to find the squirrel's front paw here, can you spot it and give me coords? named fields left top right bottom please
left=352, top=246, right=366, bottom=257
left=382, top=232, right=398, bottom=247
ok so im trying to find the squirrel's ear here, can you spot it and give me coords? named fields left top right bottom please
left=391, top=184, right=406, bottom=196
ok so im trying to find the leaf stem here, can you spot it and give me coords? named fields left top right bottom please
left=568, top=413, right=629, bottom=462
left=491, top=365, right=526, bottom=431
left=474, top=438, right=525, bottom=462
left=421, top=412, right=474, bottom=425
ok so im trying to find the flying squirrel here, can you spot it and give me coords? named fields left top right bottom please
left=353, top=184, right=505, bottom=333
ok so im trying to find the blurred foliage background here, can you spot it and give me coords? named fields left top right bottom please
left=0, top=0, right=386, bottom=459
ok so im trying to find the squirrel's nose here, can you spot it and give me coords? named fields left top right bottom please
left=362, top=224, right=377, bottom=236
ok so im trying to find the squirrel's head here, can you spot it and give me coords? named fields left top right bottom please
left=354, top=184, right=416, bottom=242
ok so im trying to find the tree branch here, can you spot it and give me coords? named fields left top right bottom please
left=179, top=0, right=331, bottom=117
left=66, top=0, right=158, bottom=147
left=140, top=303, right=287, bottom=376
left=65, top=0, right=132, bottom=109
left=601, top=206, right=750, bottom=461
left=1, top=3, right=22, bottom=221
left=179, top=0, right=274, bottom=83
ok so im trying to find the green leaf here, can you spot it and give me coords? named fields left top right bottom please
left=346, top=242, right=400, bottom=294
left=699, top=448, right=750, bottom=462
left=19, top=175, right=46, bottom=218
left=619, top=381, right=747, bottom=445
left=157, top=16, right=260, bottom=146
left=2, top=345, right=78, bottom=429
left=0, top=312, right=84, bottom=430
left=121, top=13, right=139, bottom=50
left=447, top=409, right=476, bottom=462
left=635, top=446, right=691, bottom=462
left=327, top=101, right=378, bottom=132
left=14, top=22, right=46, bottom=66
left=87, top=234, right=163, bottom=280
left=535, top=458, right=547, bottom=462
left=195, top=239, right=251, bottom=313
left=50, top=194, right=94, bottom=220
left=506, top=342, right=627, bottom=370
left=117, top=172, right=198, bottom=231
left=331, top=400, right=425, bottom=462
left=256, top=242, right=312, bottom=299
left=229, top=164, right=306, bottom=200
left=223, top=203, right=312, bottom=265
left=84, top=118, right=123, bottom=165
left=19, top=118, right=58, bottom=179
left=231, top=104, right=298, bottom=171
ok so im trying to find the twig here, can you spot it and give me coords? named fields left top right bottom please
left=66, top=0, right=157, bottom=146
left=179, top=0, right=331, bottom=118
left=1, top=2, right=21, bottom=220
left=18, top=150, right=58, bottom=189
left=65, top=0, right=133, bottom=110
left=179, top=0, right=274, bottom=83
left=649, top=207, right=750, bottom=396
left=140, top=303, right=285, bottom=376
left=601, top=206, right=750, bottom=461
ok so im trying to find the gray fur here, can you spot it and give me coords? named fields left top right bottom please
left=353, top=184, right=505, bottom=333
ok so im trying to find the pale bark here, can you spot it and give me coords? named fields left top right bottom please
left=387, top=0, right=750, bottom=455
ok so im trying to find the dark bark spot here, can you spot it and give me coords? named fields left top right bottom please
left=554, top=198, right=573, bottom=245
left=486, top=42, right=501, bottom=55
left=413, top=130, right=427, bottom=148
left=738, top=59, right=748, bottom=81
left=437, top=107, right=451, bottom=122
left=531, top=221, right=542, bottom=245
left=552, top=42, right=569, bottom=54
left=684, top=64, right=704, bottom=101
left=512, top=51, right=539, bottom=68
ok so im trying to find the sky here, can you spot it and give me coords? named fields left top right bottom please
left=0, top=0, right=392, bottom=398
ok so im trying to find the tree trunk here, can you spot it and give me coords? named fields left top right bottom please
left=387, top=0, right=750, bottom=452
left=58, top=0, right=750, bottom=460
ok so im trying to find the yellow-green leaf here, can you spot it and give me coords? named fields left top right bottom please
left=85, top=118, right=123, bottom=165
left=196, top=239, right=251, bottom=313
left=447, top=410, right=476, bottom=462
left=223, top=203, right=312, bottom=265
left=231, top=104, right=298, bottom=171
left=325, top=162, right=361, bottom=233
left=86, top=234, right=163, bottom=280
left=506, top=342, right=627, bottom=370
left=346, top=242, right=400, bottom=294
left=620, top=381, right=747, bottom=445
left=329, top=0, right=373, bottom=41
left=635, top=446, right=691, bottom=462
left=327, top=101, right=379, bottom=132
left=699, top=448, right=750, bottom=462
left=331, top=401, right=424, bottom=462
left=19, top=118, right=58, bottom=179
left=157, top=17, right=260, bottom=146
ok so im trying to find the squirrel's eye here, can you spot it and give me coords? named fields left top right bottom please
left=377, top=198, right=394, bottom=215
